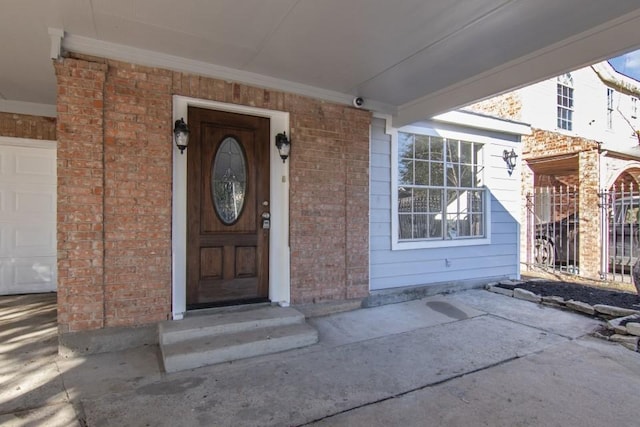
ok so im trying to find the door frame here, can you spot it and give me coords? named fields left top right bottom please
left=172, top=96, right=290, bottom=319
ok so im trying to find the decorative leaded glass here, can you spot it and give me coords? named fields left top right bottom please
left=212, top=137, right=247, bottom=224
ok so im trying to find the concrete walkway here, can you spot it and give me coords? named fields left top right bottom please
left=1, top=290, right=639, bottom=426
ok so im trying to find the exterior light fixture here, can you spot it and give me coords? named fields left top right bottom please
left=275, top=132, right=291, bottom=163
left=174, top=118, right=190, bottom=154
left=503, top=148, right=518, bottom=175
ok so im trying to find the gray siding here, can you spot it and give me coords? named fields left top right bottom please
left=369, top=117, right=520, bottom=291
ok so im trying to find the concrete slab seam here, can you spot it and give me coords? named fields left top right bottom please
left=296, top=355, right=521, bottom=427
left=55, top=359, right=86, bottom=426
left=483, top=313, right=578, bottom=340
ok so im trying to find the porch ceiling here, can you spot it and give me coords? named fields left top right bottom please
left=2, top=1, right=640, bottom=126
left=526, top=154, right=579, bottom=176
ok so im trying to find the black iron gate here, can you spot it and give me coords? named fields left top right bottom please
left=526, top=186, right=579, bottom=275
left=600, top=185, right=640, bottom=284
left=526, top=184, right=640, bottom=284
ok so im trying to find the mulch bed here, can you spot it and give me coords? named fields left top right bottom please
left=496, top=281, right=640, bottom=310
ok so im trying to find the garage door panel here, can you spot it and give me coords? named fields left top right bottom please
left=0, top=186, right=56, bottom=218
left=14, top=225, right=56, bottom=257
left=0, top=257, right=56, bottom=295
left=0, top=140, right=56, bottom=294
left=15, top=153, right=56, bottom=178
left=14, top=190, right=56, bottom=216
left=1, top=146, right=56, bottom=185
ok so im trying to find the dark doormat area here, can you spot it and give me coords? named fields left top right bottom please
left=497, top=281, right=640, bottom=310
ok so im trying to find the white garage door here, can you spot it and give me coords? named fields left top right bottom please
left=0, top=138, right=56, bottom=294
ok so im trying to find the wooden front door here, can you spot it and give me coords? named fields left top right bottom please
left=187, top=107, right=270, bottom=308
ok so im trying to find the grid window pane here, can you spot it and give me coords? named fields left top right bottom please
left=399, top=159, right=414, bottom=185
left=430, top=137, right=444, bottom=161
left=398, top=133, right=414, bottom=158
left=399, top=214, right=412, bottom=239
left=414, top=189, right=429, bottom=212
left=414, top=214, right=429, bottom=239
left=430, top=162, right=444, bottom=186
left=414, top=161, right=429, bottom=185
left=428, top=214, right=443, bottom=238
left=398, top=188, right=412, bottom=212
left=415, top=135, right=429, bottom=160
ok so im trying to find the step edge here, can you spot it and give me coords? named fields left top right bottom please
left=162, top=328, right=318, bottom=373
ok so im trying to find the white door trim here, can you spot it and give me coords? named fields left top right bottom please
left=171, top=96, right=290, bottom=319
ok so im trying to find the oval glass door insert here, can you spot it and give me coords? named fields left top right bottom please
left=212, top=137, right=247, bottom=224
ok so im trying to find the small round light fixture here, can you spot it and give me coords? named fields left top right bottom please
left=503, top=148, right=518, bottom=175
left=174, top=118, right=190, bottom=154
left=275, top=132, right=291, bottom=163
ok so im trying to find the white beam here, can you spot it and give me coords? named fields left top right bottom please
left=48, top=28, right=64, bottom=60
left=0, top=100, right=57, bottom=117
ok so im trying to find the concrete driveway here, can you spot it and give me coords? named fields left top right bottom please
left=1, top=289, right=639, bottom=426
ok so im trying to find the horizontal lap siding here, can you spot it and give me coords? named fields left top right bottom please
left=369, top=117, right=519, bottom=291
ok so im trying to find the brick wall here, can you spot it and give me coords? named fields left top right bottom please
left=0, top=112, right=56, bottom=140
left=524, top=129, right=596, bottom=159
left=55, top=55, right=371, bottom=331
left=464, top=91, right=522, bottom=121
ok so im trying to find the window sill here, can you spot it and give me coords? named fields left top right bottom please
left=392, top=236, right=491, bottom=251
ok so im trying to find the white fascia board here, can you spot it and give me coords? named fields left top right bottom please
left=62, top=34, right=396, bottom=114
left=592, top=61, right=640, bottom=96
left=0, top=100, right=57, bottom=118
left=432, top=111, right=531, bottom=136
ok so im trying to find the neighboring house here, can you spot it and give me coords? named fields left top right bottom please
left=467, top=61, right=640, bottom=281
left=0, top=53, right=529, bottom=353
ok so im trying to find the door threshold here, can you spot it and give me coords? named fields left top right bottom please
left=185, top=301, right=272, bottom=318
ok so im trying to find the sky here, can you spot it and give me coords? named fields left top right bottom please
left=609, top=49, right=640, bottom=81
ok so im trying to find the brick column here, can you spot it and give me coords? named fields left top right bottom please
left=55, top=58, right=107, bottom=333
left=578, top=149, right=600, bottom=278
left=102, top=61, right=173, bottom=327
left=344, top=110, right=370, bottom=299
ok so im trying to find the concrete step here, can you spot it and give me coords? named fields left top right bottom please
left=161, top=322, right=318, bottom=373
left=159, top=306, right=305, bottom=346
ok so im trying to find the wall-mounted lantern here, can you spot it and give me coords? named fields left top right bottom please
left=174, top=118, right=190, bottom=154
left=503, top=148, right=518, bottom=175
left=275, top=132, right=291, bottom=163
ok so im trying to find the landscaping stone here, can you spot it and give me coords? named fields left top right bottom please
left=593, top=304, right=639, bottom=317
left=541, top=296, right=565, bottom=306
left=487, top=285, right=513, bottom=297
left=513, top=288, right=541, bottom=303
left=498, top=279, right=525, bottom=286
left=626, top=322, right=640, bottom=337
left=607, top=315, right=640, bottom=334
left=609, top=334, right=639, bottom=349
left=565, top=300, right=595, bottom=315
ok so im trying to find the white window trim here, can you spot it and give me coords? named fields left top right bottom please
left=390, top=124, right=492, bottom=251
left=556, top=83, right=574, bottom=132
